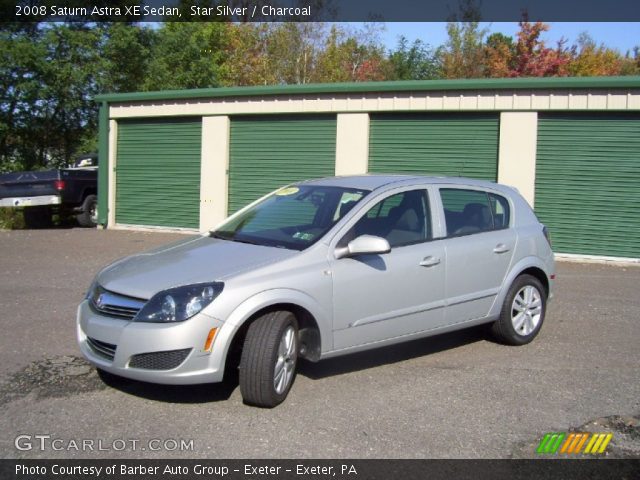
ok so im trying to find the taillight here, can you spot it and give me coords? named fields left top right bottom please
left=54, top=180, right=65, bottom=191
left=543, top=225, right=552, bottom=247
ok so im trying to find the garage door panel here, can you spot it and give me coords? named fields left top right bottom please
left=535, top=113, right=640, bottom=258
left=228, top=115, right=336, bottom=214
left=116, top=118, right=202, bottom=229
left=369, top=113, right=499, bottom=180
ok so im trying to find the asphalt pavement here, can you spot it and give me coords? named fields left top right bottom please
left=0, top=228, right=638, bottom=459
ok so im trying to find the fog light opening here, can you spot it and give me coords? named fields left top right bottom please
left=204, top=328, right=218, bottom=352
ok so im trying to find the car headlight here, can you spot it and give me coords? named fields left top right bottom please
left=134, top=283, right=224, bottom=323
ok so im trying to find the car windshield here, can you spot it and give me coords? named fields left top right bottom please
left=211, top=185, right=369, bottom=250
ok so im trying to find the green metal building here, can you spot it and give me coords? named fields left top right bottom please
left=95, top=76, right=640, bottom=261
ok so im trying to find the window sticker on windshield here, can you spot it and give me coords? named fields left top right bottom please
left=275, top=187, right=299, bottom=196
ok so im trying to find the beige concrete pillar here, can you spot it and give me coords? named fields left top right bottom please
left=498, top=112, right=538, bottom=206
left=107, top=119, right=118, bottom=227
left=200, top=116, right=230, bottom=232
left=335, top=113, right=369, bottom=176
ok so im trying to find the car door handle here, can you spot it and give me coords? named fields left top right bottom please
left=419, top=256, right=441, bottom=267
left=493, top=243, right=510, bottom=254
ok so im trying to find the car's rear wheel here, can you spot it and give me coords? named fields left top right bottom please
left=239, top=311, right=298, bottom=408
left=491, top=274, right=547, bottom=345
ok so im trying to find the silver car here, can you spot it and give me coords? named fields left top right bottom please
left=78, top=175, right=555, bottom=407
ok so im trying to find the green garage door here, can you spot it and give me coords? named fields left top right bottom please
left=369, top=113, right=499, bottom=180
left=535, top=114, right=640, bottom=258
left=228, top=115, right=336, bottom=214
left=115, top=118, right=202, bottom=229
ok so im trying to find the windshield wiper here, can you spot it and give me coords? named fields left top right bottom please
left=232, top=237, right=263, bottom=246
left=210, top=231, right=234, bottom=240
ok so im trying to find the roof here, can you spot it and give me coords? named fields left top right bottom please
left=95, top=76, right=640, bottom=104
left=300, top=174, right=509, bottom=192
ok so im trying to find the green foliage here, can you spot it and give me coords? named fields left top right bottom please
left=0, top=208, right=25, bottom=230
left=144, top=22, right=227, bottom=90
left=99, top=23, right=156, bottom=93
left=388, top=36, right=440, bottom=80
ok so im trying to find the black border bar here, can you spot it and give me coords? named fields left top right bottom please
left=3, top=0, right=640, bottom=22
left=2, top=459, right=640, bottom=480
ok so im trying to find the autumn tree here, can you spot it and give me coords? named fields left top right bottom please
left=568, top=33, right=624, bottom=76
left=220, top=23, right=274, bottom=86
left=484, top=32, right=514, bottom=78
left=439, top=0, right=488, bottom=78
left=510, top=20, right=570, bottom=77
left=313, top=24, right=388, bottom=82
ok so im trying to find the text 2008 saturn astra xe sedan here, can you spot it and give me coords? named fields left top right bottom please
left=78, top=175, right=555, bottom=407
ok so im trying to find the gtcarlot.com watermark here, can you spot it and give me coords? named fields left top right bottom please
left=15, top=434, right=194, bottom=452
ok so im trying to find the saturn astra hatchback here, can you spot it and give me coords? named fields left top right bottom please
left=78, top=175, right=555, bottom=407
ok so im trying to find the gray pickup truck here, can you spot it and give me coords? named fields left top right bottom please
left=0, top=153, right=98, bottom=228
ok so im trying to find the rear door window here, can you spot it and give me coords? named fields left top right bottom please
left=441, top=188, right=507, bottom=236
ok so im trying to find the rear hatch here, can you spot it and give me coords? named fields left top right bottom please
left=0, top=170, right=61, bottom=199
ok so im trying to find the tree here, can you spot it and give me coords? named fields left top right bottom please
left=440, top=17, right=488, bottom=78
left=509, top=19, right=570, bottom=77
left=388, top=36, right=440, bottom=80
left=144, top=22, right=227, bottom=90
left=568, top=32, right=624, bottom=77
left=220, top=23, right=273, bottom=86
left=484, top=32, right=514, bottom=78
left=98, top=23, right=156, bottom=94
left=620, top=47, right=640, bottom=75
left=0, top=23, right=103, bottom=170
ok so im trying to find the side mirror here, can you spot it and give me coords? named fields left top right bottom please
left=335, top=235, right=391, bottom=259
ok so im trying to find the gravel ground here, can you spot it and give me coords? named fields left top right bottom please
left=0, top=228, right=638, bottom=459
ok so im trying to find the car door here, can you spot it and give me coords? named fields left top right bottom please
left=438, top=188, right=517, bottom=324
left=329, top=187, right=447, bottom=350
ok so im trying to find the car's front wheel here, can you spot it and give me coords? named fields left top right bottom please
left=239, top=311, right=298, bottom=408
left=491, top=274, right=547, bottom=345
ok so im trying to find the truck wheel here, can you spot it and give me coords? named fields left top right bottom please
left=23, top=207, right=53, bottom=228
left=239, top=311, right=298, bottom=408
left=491, top=274, right=547, bottom=346
left=76, top=195, right=98, bottom=228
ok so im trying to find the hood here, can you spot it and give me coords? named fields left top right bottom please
left=97, top=235, right=297, bottom=299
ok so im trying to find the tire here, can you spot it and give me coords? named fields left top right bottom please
left=76, top=194, right=98, bottom=228
left=491, top=274, right=547, bottom=346
left=239, top=311, right=298, bottom=408
left=23, top=206, right=53, bottom=228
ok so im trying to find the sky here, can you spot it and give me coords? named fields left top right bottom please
left=379, top=22, right=640, bottom=54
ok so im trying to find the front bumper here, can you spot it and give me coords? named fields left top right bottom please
left=0, top=195, right=60, bottom=208
left=76, top=300, right=231, bottom=385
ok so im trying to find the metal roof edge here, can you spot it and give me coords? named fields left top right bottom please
left=95, top=76, right=640, bottom=103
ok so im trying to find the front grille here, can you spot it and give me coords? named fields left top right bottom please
left=128, top=349, right=192, bottom=370
left=87, top=337, right=117, bottom=361
left=90, top=286, right=146, bottom=320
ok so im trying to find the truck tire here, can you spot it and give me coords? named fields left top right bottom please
left=76, top=195, right=98, bottom=228
left=239, top=311, right=298, bottom=408
left=23, top=207, right=53, bottom=229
